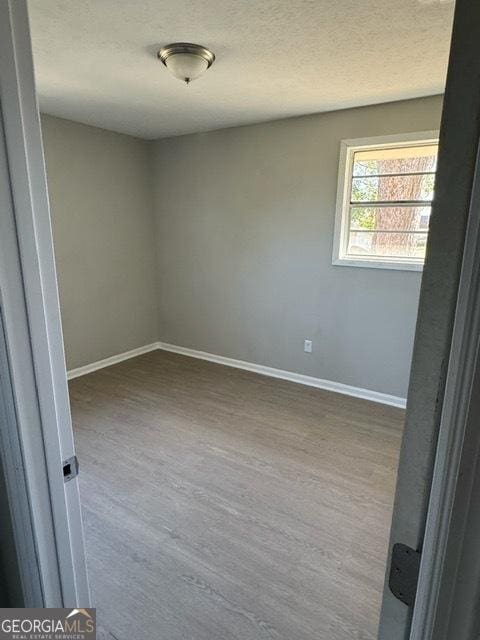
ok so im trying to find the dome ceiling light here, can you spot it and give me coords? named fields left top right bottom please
left=158, top=43, right=216, bottom=84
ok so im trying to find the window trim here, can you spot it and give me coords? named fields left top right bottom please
left=332, top=131, right=440, bottom=271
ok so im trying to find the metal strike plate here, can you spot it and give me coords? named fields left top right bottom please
left=63, top=455, right=79, bottom=482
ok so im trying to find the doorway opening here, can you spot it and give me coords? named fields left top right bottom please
left=2, top=1, right=459, bottom=638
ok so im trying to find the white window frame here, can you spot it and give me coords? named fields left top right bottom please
left=332, top=131, right=440, bottom=271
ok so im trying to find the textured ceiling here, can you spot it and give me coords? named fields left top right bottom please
left=28, top=0, right=454, bottom=140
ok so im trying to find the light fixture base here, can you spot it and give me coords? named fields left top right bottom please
left=158, top=43, right=215, bottom=84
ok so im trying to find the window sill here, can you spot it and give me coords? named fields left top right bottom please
left=332, top=257, right=424, bottom=272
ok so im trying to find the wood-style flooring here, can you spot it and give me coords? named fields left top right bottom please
left=69, top=350, right=404, bottom=640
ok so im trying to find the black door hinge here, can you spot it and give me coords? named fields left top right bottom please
left=63, top=455, right=79, bottom=482
left=389, top=543, right=421, bottom=607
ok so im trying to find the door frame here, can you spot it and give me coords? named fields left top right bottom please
left=378, top=1, right=480, bottom=637
left=409, top=139, right=480, bottom=639
left=0, top=0, right=89, bottom=607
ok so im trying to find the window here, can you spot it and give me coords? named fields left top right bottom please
left=333, top=132, right=439, bottom=271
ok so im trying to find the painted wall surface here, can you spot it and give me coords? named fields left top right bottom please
left=152, top=96, right=443, bottom=398
left=41, top=115, right=157, bottom=370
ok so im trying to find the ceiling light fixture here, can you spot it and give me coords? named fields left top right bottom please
left=158, top=43, right=215, bottom=84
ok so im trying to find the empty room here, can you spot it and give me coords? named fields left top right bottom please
left=10, top=0, right=457, bottom=637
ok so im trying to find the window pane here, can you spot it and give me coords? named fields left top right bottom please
left=351, top=174, right=435, bottom=203
left=352, top=144, right=437, bottom=177
left=350, top=206, right=431, bottom=232
left=347, top=231, right=427, bottom=259
left=335, top=138, right=439, bottom=266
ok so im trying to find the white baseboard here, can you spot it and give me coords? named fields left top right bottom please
left=67, top=343, right=158, bottom=380
left=157, top=342, right=407, bottom=409
left=67, top=340, right=406, bottom=408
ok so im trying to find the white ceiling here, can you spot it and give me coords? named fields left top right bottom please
left=28, top=0, right=455, bottom=140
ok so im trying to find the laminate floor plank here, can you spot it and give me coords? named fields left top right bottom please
left=69, top=350, right=403, bottom=640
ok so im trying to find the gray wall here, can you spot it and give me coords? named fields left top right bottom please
left=152, top=96, right=443, bottom=398
left=41, top=97, right=442, bottom=396
left=41, top=115, right=158, bottom=370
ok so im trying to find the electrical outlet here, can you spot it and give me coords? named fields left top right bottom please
left=304, top=339, right=313, bottom=353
